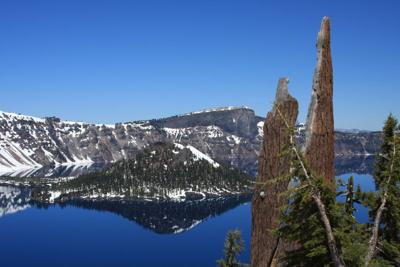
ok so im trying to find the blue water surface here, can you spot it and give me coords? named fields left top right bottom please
left=0, top=172, right=374, bottom=267
left=0, top=200, right=251, bottom=267
left=337, top=173, right=375, bottom=223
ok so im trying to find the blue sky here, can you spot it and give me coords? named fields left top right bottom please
left=0, top=0, right=399, bottom=130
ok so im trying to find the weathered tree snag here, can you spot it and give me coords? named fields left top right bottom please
left=305, top=16, right=335, bottom=184
left=251, top=78, right=299, bottom=267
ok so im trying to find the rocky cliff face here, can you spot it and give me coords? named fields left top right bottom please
left=0, top=107, right=381, bottom=177
left=0, top=107, right=262, bottom=176
left=151, top=106, right=259, bottom=139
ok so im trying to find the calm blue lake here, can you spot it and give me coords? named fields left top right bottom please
left=0, top=171, right=375, bottom=267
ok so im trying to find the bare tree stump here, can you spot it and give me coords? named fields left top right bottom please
left=251, top=78, right=298, bottom=267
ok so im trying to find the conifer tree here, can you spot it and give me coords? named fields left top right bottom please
left=366, top=115, right=400, bottom=266
left=345, top=176, right=355, bottom=215
left=217, top=230, right=247, bottom=267
left=267, top=108, right=400, bottom=266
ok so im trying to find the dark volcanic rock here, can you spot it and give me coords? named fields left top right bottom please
left=251, top=78, right=299, bottom=267
left=304, top=17, right=335, bottom=184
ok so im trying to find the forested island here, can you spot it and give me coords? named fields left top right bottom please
left=31, top=142, right=252, bottom=203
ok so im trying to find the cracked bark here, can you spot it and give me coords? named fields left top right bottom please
left=305, top=16, right=335, bottom=185
left=251, top=78, right=299, bottom=267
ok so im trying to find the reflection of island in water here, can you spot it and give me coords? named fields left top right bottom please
left=1, top=156, right=374, bottom=234
left=34, top=195, right=251, bottom=234
left=1, top=185, right=250, bottom=234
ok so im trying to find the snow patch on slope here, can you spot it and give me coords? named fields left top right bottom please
left=0, top=111, right=45, bottom=123
left=174, top=143, right=220, bottom=168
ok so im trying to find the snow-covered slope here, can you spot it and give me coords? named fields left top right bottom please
left=0, top=110, right=164, bottom=173
left=0, top=107, right=382, bottom=177
left=173, top=143, right=220, bottom=168
left=0, top=108, right=262, bottom=176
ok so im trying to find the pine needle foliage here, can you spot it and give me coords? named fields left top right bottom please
left=368, top=115, right=400, bottom=266
left=217, top=229, right=248, bottom=267
left=265, top=111, right=400, bottom=267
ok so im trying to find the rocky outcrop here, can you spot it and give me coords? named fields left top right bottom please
left=304, top=17, right=335, bottom=184
left=0, top=106, right=382, bottom=177
left=0, top=108, right=259, bottom=175
left=150, top=106, right=260, bottom=139
left=251, top=78, right=299, bottom=267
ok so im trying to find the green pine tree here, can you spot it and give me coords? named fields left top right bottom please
left=367, top=115, right=400, bottom=266
left=217, top=230, right=248, bottom=267
left=345, top=176, right=355, bottom=215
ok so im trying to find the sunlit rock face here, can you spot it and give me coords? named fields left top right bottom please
left=0, top=108, right=262, bottom=176
left=251, top=78, right=299, bottom=267
left=304, top=16, right=335, bottom=184
left=0, top=104, right=381, bottom=178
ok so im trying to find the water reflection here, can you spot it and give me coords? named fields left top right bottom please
left=0, top=156, right=375, bottom=232
left=0, top=156, right=378, bottom=267
left=1, top=184, right=250, bottom=234
left=0, top=186, right=31, bottom=217
left=48, top=195, right=251, bottom=234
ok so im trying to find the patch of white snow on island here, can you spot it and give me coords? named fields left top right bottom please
left=48, top=191, right=62, bottom=203
left=174, top=143, right=185, bottom=150
left=173, top=143, right=220, bottom=168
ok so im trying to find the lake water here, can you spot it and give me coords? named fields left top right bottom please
left=0, top=189, right=252, bottom=267
left=0, top=157, right=375, bottom=267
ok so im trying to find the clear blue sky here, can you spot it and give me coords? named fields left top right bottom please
left=0, top=0, right=399, bottom=130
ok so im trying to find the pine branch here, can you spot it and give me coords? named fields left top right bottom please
left=276, top=106, right=345, bottom=267
left=364, top=138, right=396, bottom=266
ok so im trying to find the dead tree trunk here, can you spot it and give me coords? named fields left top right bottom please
left=304, top=16, right=335, bottom=186
left=251, top=78, right=298, bottom=267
